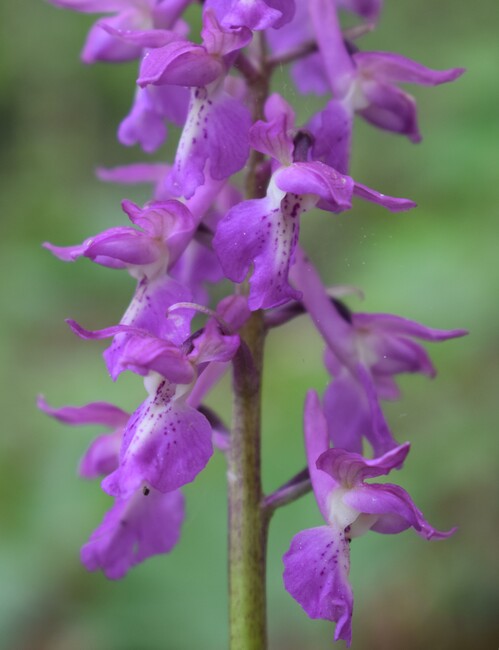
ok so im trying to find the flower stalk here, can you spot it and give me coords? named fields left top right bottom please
left=228, top=314, right=267, bottom=650
left=228, top=36, right=271, bottom=648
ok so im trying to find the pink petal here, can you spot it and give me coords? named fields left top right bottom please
left=283, top=526, right=353, bottom=646
left=81, top=487, right=184, bottom=579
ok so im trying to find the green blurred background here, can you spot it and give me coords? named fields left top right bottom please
left=1, top=1, right=498, bottom=648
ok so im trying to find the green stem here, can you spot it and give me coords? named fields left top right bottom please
left=228, top=314, right=267, bottom=650
left=228, top=33, right=270, bottom=650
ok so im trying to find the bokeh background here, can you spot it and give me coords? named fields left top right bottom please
left=1, top=1, right=498, bottom=648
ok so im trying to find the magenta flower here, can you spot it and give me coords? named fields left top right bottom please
left=67, top=299, right=244, bottom=496
left=283, top=392, right=455, bottom=646
left=47, top=0, right=193, bottom=63
left=44, top=199, right=199, bottom=377
left=213, top=93, right=414, bottom=311
left=137, top=10, right=252, bottom=198
left=38, top=395, right=185, bottom=578
left=322, top=310, right=468, bottom=454
left=289, top=249, right=467, bottom=455
left=307, top=0, right=464, bottom=141
left=44, top=198, right=195, bottom=275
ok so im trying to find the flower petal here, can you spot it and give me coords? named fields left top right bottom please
left=44, top=227, right=159, bottom=267
left=370, top=334, right=436, bottom=378
left=101, top=23, right=180, bottom=49
left=67, top=318, right=196, bottom=383
left=118, top=88, right=168, bottom=153
left=275, top=161, right=353, bottom=213
left=316, top=443, right=410, bottom=487
left=291, top=53, right=329, bottom=96
left=355, top=364, right=398, bottom=456
left=81, top=487, right=184, bottom=579
left=167, top=87, right=251, bottom=199
left=190, top=320, right=240, bottom=365
left=323, top=371, right=371, bottom=454
left=79, top=429, right=122, bottom=478
left=353, top=181, right=416, bottom=211
left=249, top=93, right=295, bottom=164
left=46, top=0, right=134, bottom=12
left=213, top=191, right=302, bottom=310
left=37, top=396, right=128, bottom=427
left=96, top=163, right=170, bottom=188
left=352, top=312, right=468, bottom=342
left=208, top=0, right=294, bottom=30
left=309, top=100, right=352, bottom=174
left=309, top=0, right=355, bottom=97
left=337, top=0, right=382, bottom=20
left=354, top=51, right=465, bottom=86
left=201, top=9, right=252, bottom=56
left=283, top=526, right=353, bottom=646
left=103, top=381, right=213, bottom=496
left=81, top=14, right=144, bottom=64
left=138, top=42, right=223, bottom=87
left=358, top=81, right=422, bottom=142
left=304, top=391, right=336, bottom=522
left=344, top=484, right=456, bottom=539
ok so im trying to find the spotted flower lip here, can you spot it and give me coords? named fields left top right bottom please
left=67, top=301, right=244, bottom=500
left=38, top=393, right=186, bottom=578
left=214, top=93, right=415, bottom=311
left=283, top=392, right=455, bottom=646
left=101, top=376, right=216, bottom=497
left=81, top=485, right=185, bottom=579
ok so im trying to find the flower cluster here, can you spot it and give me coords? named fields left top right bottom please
left=43, top=0, right=465, bottom=644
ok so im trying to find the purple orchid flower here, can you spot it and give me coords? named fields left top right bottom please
left=38, top=394, right=186, bottom=578
left=44, top=198, right=195, bottom=274
left=292, top=250, right=467, bottom=454
left=213, top=93, right=415, bottom=311
left=283, top=391, right=455, bottom=646
left=322, top=309, right=468, bottom=455
left=267, top=0, right=381, bottom=115
left=289, top=248, right=467, bottom=455
left=137, top=10, right=252, bottom=199
left=82, top=485, right=185, bottom=579
left=47, top=0, right=193, bottom=63
left=267, top=0, right=380, bottom=62
left=66, top=298, right=245, bottom=496
left=306, top=0, right=464, bottom=142
left=206, top=0, right=295, bottom=30
left=44, top=199, right=201, bottom=377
